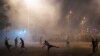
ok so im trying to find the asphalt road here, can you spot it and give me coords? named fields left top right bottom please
left=0, top=42, right=100, bottom=56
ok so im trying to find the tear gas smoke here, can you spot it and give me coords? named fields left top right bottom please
left=4, top=0, right=62, bottom=44
left=3, top=0, right=100, bottom=45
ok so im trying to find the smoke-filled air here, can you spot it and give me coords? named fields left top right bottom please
left=1, top=0, right=100, bottom=56
left=0, top=0, right=100, bottom=45
left=4, top=0, right=62, bottom=44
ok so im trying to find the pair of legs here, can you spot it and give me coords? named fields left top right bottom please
left=6, top=45, right=12, bottom=51
left=47, top=45, right=59, bottom=56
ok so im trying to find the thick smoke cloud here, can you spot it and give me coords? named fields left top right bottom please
left=4, top=0, right=62, bottom=43
left=60, top=0, right=100, bottom=33
left=0, top=0, right=100, bottom=45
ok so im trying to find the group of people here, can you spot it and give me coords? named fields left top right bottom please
left=91, top=38, right=99, bottom=54
left=4, top=37, right=25, bottom=51
left=4, top=36, right=100, bottom=56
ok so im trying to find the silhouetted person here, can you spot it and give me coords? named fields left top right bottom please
left=15, top=37, right=18, bottom=48
left=95, top=39, right=99, bottom=52
left=66, top=40, right=70, bottom=46
left=66, top=36, right=70, bottom=47
left=4, top=37, right=11, bottom=51
left=91, top=38, right=99, bottom=54
left=20, top=38, right=25, bottom=48
left=92, top=38, right=95, bottom=53
left=43, top=40, right=59, bottom=56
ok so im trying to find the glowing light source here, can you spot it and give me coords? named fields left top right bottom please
left=18, top=30, right=26, bottom=35
left=23, top=0, right=43, bottom=9
left=17, top=30, right=27, bottom=37
left=23, top=0, right=33, bottom=8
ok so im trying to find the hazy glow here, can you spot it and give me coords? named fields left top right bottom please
left=22, top=0, right=43, bottom=9
left=69, top=10, right=72, bottom=15
left=23, top=0, right=34, bottom=7
left=18, top=30, right=26, bottom=36
left=5, top=28, right=28, bottom=39
left=5, top=0, right=61, bottom=43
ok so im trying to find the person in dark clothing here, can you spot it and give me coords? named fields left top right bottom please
left=92, top=38, right=96, bottom=53
left=15, top=37, right=18, bottom=48
left=20, top=38, right=25, bottom=48
left=95, top=39, right=99, bottom=52
left=43, top=40, right=59, bottom=56
left=4, top=37, right=11, bottom=51
left=91, top=38, right=99, bottom=54
left=66, top=37, right=70, bottom=47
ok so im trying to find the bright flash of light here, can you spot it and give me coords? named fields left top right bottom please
left=23, top=0, right=40, bottom=7
left=23, top=0, right=34, bottom=7
left=22, top=0, right=44, bottom=9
